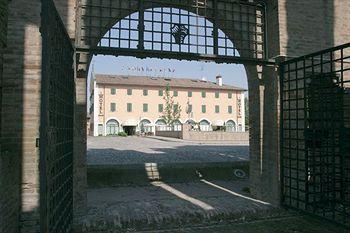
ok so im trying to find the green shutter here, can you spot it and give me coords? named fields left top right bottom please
left=159, top=90, right=163, bottom=96
left=127, top=103, right=132, bottom=112
left=228, top=105, right=233, bottom=113
left=202, top=91, right=206, bottom=98
left=202, top=105, right=206, bottom=113
left=158, top=104, right=163, bottom=113
left=215, top=105, right=220, bottom=113
left=143, top=103, right=148, bottom=112
left=127, top=89, right=132, bottom=95
left=110, top=103, right=116, bottom=112
left=188, top=91, right=192, bottom=97
left=215, top=91, right=219, bottom=98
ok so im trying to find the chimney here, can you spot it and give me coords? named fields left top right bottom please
left=216, top=75, right=223, bottom=86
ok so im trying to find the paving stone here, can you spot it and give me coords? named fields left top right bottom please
left=87, top=136, right=249, bottom=165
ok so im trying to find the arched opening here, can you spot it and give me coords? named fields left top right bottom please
left=84, top=3, right=258, bottom=231
left=172, top=119, right=182, bottom=131
left=139, top=119, right=152, bottom=133
left=225, top=120, right=237, bottom=132
left=199, top=119, right=211, bottom=132
left=106, top=119, right=120, bottom=135
left=155, top=119, right=167, bottom=131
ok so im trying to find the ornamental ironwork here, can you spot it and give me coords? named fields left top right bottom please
left=76, top=0, right=269, bottom=65
left=171, top=23, right=189, bottom=44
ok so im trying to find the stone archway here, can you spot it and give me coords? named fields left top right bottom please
left=75, top=0, right=281, bottom=208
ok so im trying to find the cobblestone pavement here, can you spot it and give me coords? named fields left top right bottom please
left=137, top=215, right=349, bottom=233
left=84, top=180, right=280, bottom=232
left=87, top=136, right=249, bottom=165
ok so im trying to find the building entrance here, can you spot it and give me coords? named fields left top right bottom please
left=123, top=126, right=136, bottom=135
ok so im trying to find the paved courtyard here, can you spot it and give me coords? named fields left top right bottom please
left=84, top=179, right=347, bottom=232
left=87, top=136, right=249, bottom=165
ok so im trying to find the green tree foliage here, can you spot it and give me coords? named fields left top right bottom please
left=160, top=84, right=182, bottom=125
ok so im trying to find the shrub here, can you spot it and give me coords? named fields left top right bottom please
left=118, top=132, right=128, bottom=137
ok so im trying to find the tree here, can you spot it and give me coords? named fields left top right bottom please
left=160, top=84, right=182, bottom=125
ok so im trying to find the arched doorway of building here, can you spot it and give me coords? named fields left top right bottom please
left=139, top=119, right=152, bottom=133
left=199, top=119, right=211, bottom=131
left=76, top=1, right=279, bottom=232
left=106, top=119, right=120, bottom=135
left=225, top=120, right=237, bottom=132
left=155, top=119, right=167, bottom=131
left=172, top=120, right=182, bottom=131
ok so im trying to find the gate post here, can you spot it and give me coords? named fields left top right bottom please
left=248, top=64, right=281, bottom=206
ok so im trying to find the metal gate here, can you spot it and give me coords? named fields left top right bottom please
left=280, top=43, right=350, bottom=227
left=40, top=0, right=75, bottom=232
left=76, top=0, right=271, bottom=65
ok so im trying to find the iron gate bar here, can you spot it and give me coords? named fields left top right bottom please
left=280, top=42, right=350, bottom=228
left=77, top=0, right=268, bottom=65
left=76, top=46, right=274, bottom=65
left=40, top=0, right=75, bottom=232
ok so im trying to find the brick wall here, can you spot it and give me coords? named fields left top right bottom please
left=1, top=0, right=42, bottom=232
left=0, top=0, right=10, bottom=231
left=278, top=0, right=350, bottom=58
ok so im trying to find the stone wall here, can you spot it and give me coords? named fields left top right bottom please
left=184, top=131, right=248, bottom=143
left=155, top=130, right=183, bottom=139
left=155, top=125, right=249, bottom=143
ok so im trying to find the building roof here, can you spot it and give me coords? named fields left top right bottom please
left=94, top=74, right=246, bottom=91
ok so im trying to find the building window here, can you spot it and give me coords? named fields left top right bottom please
left=201, top=91, right=206, bottom=98
left=127, top=89, right=132, bottom=95
left=127, top=103, right=132, bottom=112
left=228, top=105, right=233, bottom=114
left=188, top=91, right=192, bottom=97
left=215, top=105, right=220, bottom=113
left=202, top=105, right=206, bottom=113
left=187, top=104, right=192, bottom=113
left=159, top=90, right=163, bottom=96
left=215, top=91, right=219, bottom=98
left=143, top=103, right=148, bottom=112
left=110, top=103, right=116, bottom=112
left=158, top=104, right=163, bottom=113
left=173, top=90, right=178, bottom=97
left=98, top=124, right=104, bottom=136
left=174, top=104, right=179, bottom=112
left=143, top=89, right=148, bottom=96
left=228, top=92, right=232, bottom=99
left=111, top=88, right=116, bottom=95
